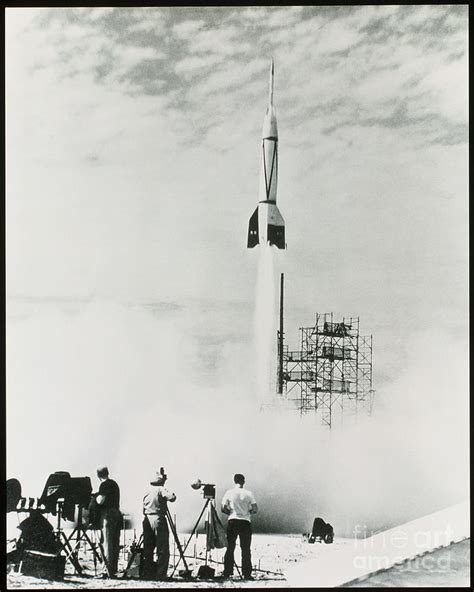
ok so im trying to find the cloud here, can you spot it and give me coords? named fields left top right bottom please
left=188, top=24, right=251, bottom=56
left=260, top=13, right=324, bottom=48
left=113, top=44, right=161, bottom=66
left=267, top=7, right=467, bottom=152
left=174, top=53, right=224, bottom=76
left=172, top=18, right=206, bottom=39
left=6, top=6, right=468, bottom=312
left=264, top=6, right=304, bottom=29
left=10, top=6, right=467, bottom=152
left=238, top=7, right=269, bottom=22
left=192, top=57, right=265, bottom=99
left=316, top=18, right=364, bottom=55
left=6, top=299, right=469, bottom=533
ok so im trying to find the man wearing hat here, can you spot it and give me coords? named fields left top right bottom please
left=142, top=467, right=176, bottom=581
left=95, top=466, right=122, bottom=578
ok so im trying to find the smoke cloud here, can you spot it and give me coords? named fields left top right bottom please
left=7, top=287, right=469, bottom=537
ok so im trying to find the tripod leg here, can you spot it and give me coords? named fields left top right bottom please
left=205, top=503, right=211, bottom=566
left=81, top=528, right=103, bottom=565
left=234, top=560, right=242, bottom=579
left=91, top=524, right=113, bottom=577
left=92, top=526, right=112, bottom=578
left=167, top=509, right=191, bottom=576
left=91, top=529, right=98, bottom=576
left=97, top=539, right=112, bottom=577
left=69, top=523, right=95, bottom=575
left=183, top=500, right=209, bottom=555
left=170, top=500, right=209, bottom=576
left=60, top=531, right=83, bottom=574
left=66, top=526, right=79, bottom=543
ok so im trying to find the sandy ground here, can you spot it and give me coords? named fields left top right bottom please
left=7, top=533, right=470, bottom=589
left=6, top=532, right=347, bottom=589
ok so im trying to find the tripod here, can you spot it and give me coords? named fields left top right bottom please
left=55, top=502, right=109, bottom=577
left=122, top=509, right=191, bottom=579
left=170, top=496, right=241, bottom=579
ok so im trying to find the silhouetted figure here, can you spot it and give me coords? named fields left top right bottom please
left=95, top=466, right=121, bottom=577
left=142, top=467, right=176, bottom=581
left=221, top=474, right=258, bottom=580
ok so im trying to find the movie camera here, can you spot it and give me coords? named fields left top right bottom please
left=190, top=479, right=216, bottom=500
left=7, top=472, right=112, bottom=579
left=7, top=473, right=93, bottom=520
left=39, top=472, right=92, bottom=517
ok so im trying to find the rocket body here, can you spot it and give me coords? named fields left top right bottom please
left=247, top=59, right=286, bottom=249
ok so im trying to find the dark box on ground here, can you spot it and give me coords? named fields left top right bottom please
left=20, top=550, right=66, bottom=580
left=197, top=564, right=215, bottom=579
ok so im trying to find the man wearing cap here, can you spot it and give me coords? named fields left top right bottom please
left=142, top=467, right=176, bottom=581
left=95, top=466, right=121, bottom=578
left=220, top=473, right=258, bottom=580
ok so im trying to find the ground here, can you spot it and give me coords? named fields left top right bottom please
left=6, top=533, right=343, bottom=588
left=6, top=533, right=470, bottom=589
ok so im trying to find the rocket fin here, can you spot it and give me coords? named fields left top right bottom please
left=268, top=224, right=285, bottom=249
left=267, top=203, right=285, bottom=249
left=247, top=207, right=259, bottom=248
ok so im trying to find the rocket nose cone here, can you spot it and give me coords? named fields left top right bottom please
left=268, top=58, right=274, bottom=107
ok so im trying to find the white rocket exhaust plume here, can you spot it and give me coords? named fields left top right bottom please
left=254, top=244, right=276, bottom=407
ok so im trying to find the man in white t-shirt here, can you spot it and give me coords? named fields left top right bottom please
left=220, top=473, right=258, bottom=579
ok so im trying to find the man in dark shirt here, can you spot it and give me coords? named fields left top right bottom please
left=96, top=466, right=121, bottom=577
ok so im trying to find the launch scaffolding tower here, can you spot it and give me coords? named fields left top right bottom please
left=277, top=313, right=375, bottom=428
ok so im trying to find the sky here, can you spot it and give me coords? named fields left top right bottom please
left=6, top=6, right=468, bottom=315
left=5, top=6, right=469, bottom=532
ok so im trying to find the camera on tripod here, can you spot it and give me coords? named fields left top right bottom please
left=190, top=479, right=216, bottom=500
left=7, top=471, right=102, bottom=580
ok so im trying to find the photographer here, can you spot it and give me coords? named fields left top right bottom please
left=95, top=466, right=121, bottom=578
left=221, top=473, right=258, bottom=580
left=142, top=467, right=176, bottom=581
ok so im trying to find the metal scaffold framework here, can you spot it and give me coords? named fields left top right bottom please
left=277, top=312, right=375, bottom=428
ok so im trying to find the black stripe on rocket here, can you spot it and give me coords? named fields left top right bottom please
left=263, top=139, right=278, bottom=201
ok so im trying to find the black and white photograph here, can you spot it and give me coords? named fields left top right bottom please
left=5, top=5, right=469, bottom=589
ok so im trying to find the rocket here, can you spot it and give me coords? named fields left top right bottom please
left=247, top=58, right=286, bottom=249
